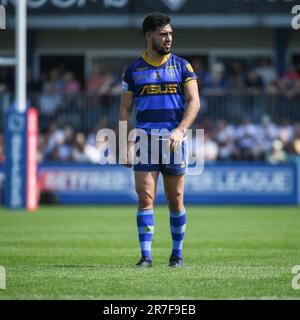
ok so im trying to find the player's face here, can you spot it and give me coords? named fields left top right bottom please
left=151, top=24, right=173, bottom=55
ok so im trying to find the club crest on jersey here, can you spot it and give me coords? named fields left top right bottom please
left=140, top=84, right=178, bottom=95
left=152, top=71, right=162, bottom=80
left=168, top=70, right=176, bottom=79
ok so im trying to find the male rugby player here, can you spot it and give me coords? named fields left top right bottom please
left=118, top=12, right=200, bottom=268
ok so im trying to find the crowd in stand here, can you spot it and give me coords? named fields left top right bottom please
left=1, top=58, right=300, bottom=100
left=193, top=58, right=300, bottom=97
left=15, top=115, right=297, bottom=165
left=190, top=115, right=300, bottom=164
left=1, top=58, right=300, bottom=164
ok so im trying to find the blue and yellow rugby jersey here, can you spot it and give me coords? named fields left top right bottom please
left=122, top=51, right=197, bottom=134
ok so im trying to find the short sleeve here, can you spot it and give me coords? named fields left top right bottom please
left=122, top=66, right=135, bottom=93
left=181, top=60, right=197, bottom=85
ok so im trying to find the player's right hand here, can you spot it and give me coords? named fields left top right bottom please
left=121, top=159, right=132, bottom=168
left=120, top=152, right=132, bottom=168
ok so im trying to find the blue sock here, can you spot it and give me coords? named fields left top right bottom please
left=170, top=208, right=186, bottom=259
left=137, top=209, right=154, bottom=261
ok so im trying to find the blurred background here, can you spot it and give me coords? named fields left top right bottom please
left=0, top=0, right=300, bottom=204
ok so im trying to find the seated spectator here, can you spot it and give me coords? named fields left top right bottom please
left=61, top=72, right=81, bottom=95
left=227, top=61, right=246, bottom=93
left=43, top=68, right=64, bottom=93
left=277, top=64, right=300, bottom=98
left=44, top=123, right=64, bottom=160
left=278, top=119, right=294, bottom=146
left=51, top=125, right=74, bottom=162
left=215, top=120, right=236, bottom=161
left=288, top=138, right=300, bottom=164
left=293, top=122, right=300, bottom=139
left=266, top=139, right=288, bottom=164
left=203, top=62, right=227, bottom=95
left=72, top=132, right=100, bottom=163
left=235, top=117, right=260, bottom=160
left=39, top=82, right=62, bottom=115
left=258, top=115, right=279, bottom=156
left=110, top=76, right=122, bottom=96
left=245, top=70, right=264, bottom=94
left=191, top=59, right=209, bottom=92
left=255, top=58, right=277, bottom=88
left=203, top=132, right=219, bottom=162
left=86, top=64, right=114, bottom=94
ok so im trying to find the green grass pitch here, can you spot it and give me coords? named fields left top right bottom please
left=0, top=205, right=300, bottom=300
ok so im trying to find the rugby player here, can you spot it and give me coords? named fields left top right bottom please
left=119, top=12, right=200, bottom=268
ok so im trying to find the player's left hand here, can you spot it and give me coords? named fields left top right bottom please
left=167, top=127, right=185, bottom=151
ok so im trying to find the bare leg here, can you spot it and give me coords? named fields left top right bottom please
left=134, top=171, right=159, bottom=265
left=135, top=171, right=159, bottom=210
left=163, top=174, right=186, bottom=265
left=163, top=174, right=185, bottom=213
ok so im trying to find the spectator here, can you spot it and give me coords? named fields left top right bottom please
left=43, top=68, right=64, bottom=93
left=203, top=62, right=227, bottom=94
left=255, top=58, right=277, bottom=88
left=289, top=138, right=300, bottom=164
left=235, top=118, right=260, bottom=160
left=61, top=72, right=81, bottom=95
left=55, top=125, right=74, bottom=162
left=258, top=115, right=278, bottom=157
left=44, top=123, right=64, bottom=160
left=293, top=122, right=300, bottom=139
left=277, top=65, right=300, bottom=98
left=245, top=70, right=264, bottom=94
left=72, top=132, right=100, bottom=163
left=191, top=59, right=209, bottom=92
left=47, top=125, right=73, bottom=162
left=215, top=120, right=236, bottom=161
left=278, top=119, right=294, bottom=146
left=203, top=132, right=219, bottom=162
left=39, top=82, right=62, bottom=115
left=266, top=139, right=288, bottom=164
left=227, top=61, right=246, bottom=93
left=86, top=64, right=114, bottom=94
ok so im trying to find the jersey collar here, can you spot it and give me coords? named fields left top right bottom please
left=142, top=51, right=171, bottom=67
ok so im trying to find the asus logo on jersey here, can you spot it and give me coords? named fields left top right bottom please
left=140, top=84, right=178, bottom=95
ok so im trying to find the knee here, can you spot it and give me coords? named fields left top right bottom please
left=137, top=190, right=154, bottom=210
left=168, top=191, right=184, bottom=213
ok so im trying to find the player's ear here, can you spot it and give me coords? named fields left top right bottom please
left=145, top=31, right=152, bottom=41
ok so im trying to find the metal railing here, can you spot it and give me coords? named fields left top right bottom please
left=1, top=92, right=300, bottom=134
left=201, top=93, right=300, bottom=124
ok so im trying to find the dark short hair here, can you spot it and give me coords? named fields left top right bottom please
left=142, top=12, right=171, bottom=35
